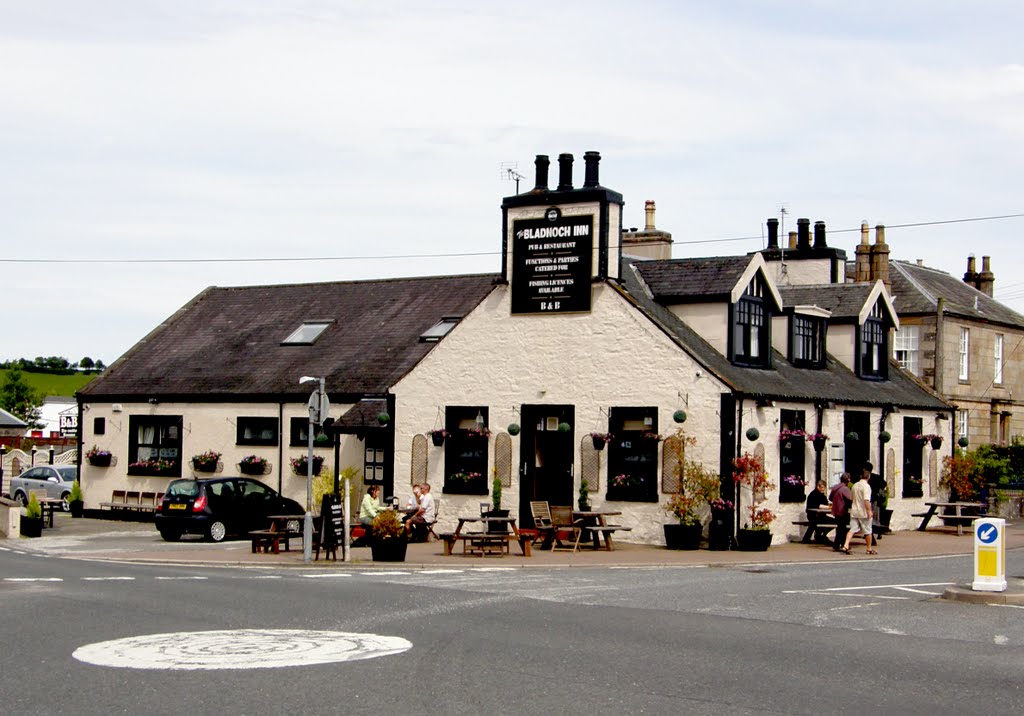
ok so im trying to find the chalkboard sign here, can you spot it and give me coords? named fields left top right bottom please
left=319, top=495, right=343, bottom=549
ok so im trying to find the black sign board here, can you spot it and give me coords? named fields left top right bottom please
left=511, top=213, right=593, bottom=314
left=319, top=495, right=343, bottom=549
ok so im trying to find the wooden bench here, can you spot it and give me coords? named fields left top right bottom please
left=100, top=490, right=133, bottom=511
left=249, top=529, right=301, bottom=554
left=438, top=531, right=533, bottom=557
left=579, top=524, right=631, bottom=551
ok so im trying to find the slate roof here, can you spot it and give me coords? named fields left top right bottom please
left=80, top=274, right=500, bottom=401
left=777, top=283, right=876, bottom=321
left=619, top=262, right=949, bottom=410
left=889, top=261, right=1024, bottom=328
left=632, top=255, right=752, bottom=302
left=0, top=407, right=28, bottom=428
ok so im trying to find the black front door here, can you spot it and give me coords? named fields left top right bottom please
left=518, top=404, right=574, bottom=527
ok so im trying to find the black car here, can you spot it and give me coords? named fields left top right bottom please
left=155, top=477, right=303, bottom=542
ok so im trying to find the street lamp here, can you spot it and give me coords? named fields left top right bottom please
left=299, top=376, right=328, bottom=563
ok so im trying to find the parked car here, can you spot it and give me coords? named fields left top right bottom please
left=154, top=477, right=303, bottom=542
left=10, top=465, right=79, bottom=511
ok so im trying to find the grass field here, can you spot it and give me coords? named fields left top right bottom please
left=0, top=369, right=98, bottom=398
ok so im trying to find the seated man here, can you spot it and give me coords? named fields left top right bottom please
left=802, top=479, right=832, bottom=545
left=405, top=482, right=436, bottom=543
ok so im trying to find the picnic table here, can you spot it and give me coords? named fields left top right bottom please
left=38, top=497, right=64, bottom=528
left=249, top=514, right=303, bottom=554
left=439, top=515, right=532, bottom=557
left=574, top=510, right=630, bottom=551
left=914, top=501, right=984, bottom=536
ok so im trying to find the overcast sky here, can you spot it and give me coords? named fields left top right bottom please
left=3, top=1, right=1023, bottom=366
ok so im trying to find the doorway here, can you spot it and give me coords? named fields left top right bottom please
left=518, top=404, right=574, bottom=527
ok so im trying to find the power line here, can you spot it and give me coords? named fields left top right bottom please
left=3, top=211, right=1022, bottom=265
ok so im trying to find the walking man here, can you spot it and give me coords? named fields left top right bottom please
left=842, top=472, right=877, bottom=555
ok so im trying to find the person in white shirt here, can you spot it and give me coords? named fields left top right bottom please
left=406, top=482, right=435, bottom=541
left=841, top=473, right=876, bottom=555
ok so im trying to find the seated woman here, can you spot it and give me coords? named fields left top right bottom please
left=802, top=480, right=833, bottom=545
left=359, top=485, right=382, bottom=527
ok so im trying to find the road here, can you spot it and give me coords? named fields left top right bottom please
left=1, top=544, right=1022, bottom=715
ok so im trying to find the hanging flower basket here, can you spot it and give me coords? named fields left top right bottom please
left=812, top=436, right=827, bottom=452
left=930, top=436, right=943, bottom=449
left=557, top=422, right=571, bottom=433
left=673, top=409, right=687, bottom=424
left=958, top=436, right=969, bottom=448
left=239, top=455, right=269, bottom=475
left=845, top=431, right=859, bottom=442
left=290, top=454, right=324, bottom=476
left=507, top=423, right=521, bottom=436
left=590, top=432, right=613, bottom=451
left=428, top=429, right=449, bottom=447
left=879, top=431, right=891, bottom=443
left=191, top=450, right=221, bottom=473
left=85, top=446, right=113, bottom=467
left=745, top=427, right=760, bottom=442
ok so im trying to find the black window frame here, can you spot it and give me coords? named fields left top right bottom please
left=236, top=416, right=279, bottom=446
left=791, top=314, right=825, bottom=369
left=778, top=409, right=807, bottom=503
left=442, top=406, right=489, bottom=495
left=858, top=304, right=889, bottom=380
left=606, top=406, right=659, bottom=503
left=730, top=277, right=771, bottom=368
left=127, top=414, right=183, bottom=477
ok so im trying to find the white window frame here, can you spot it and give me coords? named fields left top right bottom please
left=994, top=333, right=1004, bottom=384
left=959, top=328, right=970, bottom=381
left=893, top=325, right=920, bottom=376
left=957, top=409, right=968, bottom=440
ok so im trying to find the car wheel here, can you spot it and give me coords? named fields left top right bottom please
left=206, top=520, right=227, bottom=543
left=14, top=491, right=27, bottom=506
left=159, top=528, right=182, bottom=542
left=61, top=493, right=71, bottom=511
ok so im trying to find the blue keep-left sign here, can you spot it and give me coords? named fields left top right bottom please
left=977, top=522, right=998, bottom=544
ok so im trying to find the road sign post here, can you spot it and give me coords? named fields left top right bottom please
left=972, top=517, right=1006, bottom=592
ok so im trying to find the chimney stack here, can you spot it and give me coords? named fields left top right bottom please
left=797, top=218, right=811, bottom=250
left=977, top=255, right=994, bottom=297
left=557, top=153, right=574, bottom=191
left=813, top=220, right=827, bottom=249
left=533, top=155, right=549, bottom=192
left=788, top=231, right=798, bottom=249
left=583, top=151, right=601, bottom=188
left=766, top=218, right=779, bottom=249
left=963, top=255, right=978, bottom=287
left=855, top=221, right=872, bottom=282
left=871, top=224, right=890, bottom=290
left=645, top=200, right=657, bottom=230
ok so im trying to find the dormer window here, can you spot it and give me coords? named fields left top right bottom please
left=791, top=315, right=825, bottom=368
left=858, top=304, right=888, bottom=379
left=282, top=321, right=332, bottom=345
left=731, top=278, right=770, bottom=367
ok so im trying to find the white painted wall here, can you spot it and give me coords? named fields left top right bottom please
left=764, top=258, right=834, bottom=286
left=670, top=302, right=729, bottom=354
left=827, top=324, right=857, bottom=371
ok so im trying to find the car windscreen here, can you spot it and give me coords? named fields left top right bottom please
left=166, top=480, right=201, bottom=498
left=57, top=466, right=79, bottom=482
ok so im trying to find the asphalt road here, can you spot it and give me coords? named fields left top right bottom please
left=1, top=546, right=1022, bottom=715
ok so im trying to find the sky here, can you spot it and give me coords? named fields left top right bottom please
left=3, top=1, right=1023, bottom=366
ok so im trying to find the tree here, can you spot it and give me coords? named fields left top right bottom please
left=95, top=359, right=107, bottom=371
left=0, top=369, right=43, bottom=428
left=79, top=356, right=95, bottom=371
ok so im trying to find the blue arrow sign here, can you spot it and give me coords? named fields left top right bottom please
left=977, top=523, right=998, bottom=544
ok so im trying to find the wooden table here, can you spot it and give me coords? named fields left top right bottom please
left=441, top=516, right=532, bottom=557
left=914, top=501, right=984, bottom=536
left=38, top=497, right=64, bottom=528
left=799, top=508, right=838, bottom=543
left=250, top=514, right=303, bottom=554
left=573, top=510, right=629, bottom=551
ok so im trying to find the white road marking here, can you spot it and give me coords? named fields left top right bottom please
left=358, top=571, right=410, bottom=576
left=82, top=577, right=135, bottom=581
left=829, top=602, right=882, bottom=611
left=994, top=635, right=1009, bottom=645
left=73, top=629, right=412, bottom=670
left=299, top=573, right=353, bottom=579
left=893, top=586, right=942, bottom=595
left=417, top=569, right=465, bottom=574
left=472, top=567, right=516, bottom=572
left=154, top=576, right=207, bottom=581
left=993, top=604, right=1024, bottom=610
left=783, top=581, right=953, bottom=594
left=4, top=577, right=62, bottom=582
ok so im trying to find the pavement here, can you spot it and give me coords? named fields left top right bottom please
left=5, top=512, right=1023, bottom=603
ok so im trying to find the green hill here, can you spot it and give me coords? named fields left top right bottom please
left=0, top=369, right=98, bottom=399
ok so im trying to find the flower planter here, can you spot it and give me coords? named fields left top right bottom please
left=88, top=454, right=112, bottom=467
left=664, top=522, right=702, bottom=550
left=20, top=516, right=43, bottom=538
left=291, top=458, right=324, bottom=476
left=69, top=500, right=84, bottom=518
left=736, top=528, right=771, bottom=551
left=371, top=536, right=408, bottom=562
left=812, top=437, right=827, bottom=452
left=484, top=509, right=510, bottom=534
left=192, top=459, right=218, bottom=473
left=930, top=437, right=943, bottom=449
left=591, top=435, right=606, bottom=451
left=239, top=462, right=267, bottom=475
left=431, top=433, right=445, bottom=447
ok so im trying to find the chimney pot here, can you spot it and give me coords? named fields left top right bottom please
left=813, top=220, right=827, bottom=248
left=796, top=218, right=811, bottom=250
left=533, top=155, right=549, bottom=192
left=874, top=224, right=886, bottom=245
left=978, top=255, right=995, bottom=297
left=645, top=200, right=656, bottom=230
left=788, top=231, right=798, bottom=250
left=766, top=218, right=779, bottom=249
left=583, top=151, right=601, bottom=188
left=557, top=153, right=574, bottom=191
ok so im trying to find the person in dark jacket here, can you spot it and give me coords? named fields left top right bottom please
left=864, top=462, right=888, bottom=541
left=802, top=480, right=832, bottom=544
left=829, top=473, right=852, bottom=552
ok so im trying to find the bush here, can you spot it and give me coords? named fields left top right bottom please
left=69, top=479, right=83, bottom=503
left=25, top=493, right=42, bottom=520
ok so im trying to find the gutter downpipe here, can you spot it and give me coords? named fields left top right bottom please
left=815, top=402, right=824, bottom=484
left=278, top=402, right=285, bottom=495
left=734, top=394, right=745, bottom=541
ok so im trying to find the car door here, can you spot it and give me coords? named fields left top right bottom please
left=205, top=480, right=242, bottom=536
left=41, top=467, right=64, bottom=500
left=237, top=479, right=278, bottom=533
left=14, top=467, right=43, bottom=501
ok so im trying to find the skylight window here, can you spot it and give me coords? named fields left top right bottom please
left=420, top=317, right=460, bottom=342
left=282, top=321, right=332, bottom=345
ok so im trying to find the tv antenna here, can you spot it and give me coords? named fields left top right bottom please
left=499, top=161, right=526, bottom=194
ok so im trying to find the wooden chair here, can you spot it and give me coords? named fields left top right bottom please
left=125, top=491, right=141, bottom=510
left=426, top=498, right=441, bottom=542
left=550, top=505, right=582, bottom=552
left=528, top=501, right=556, bottom=548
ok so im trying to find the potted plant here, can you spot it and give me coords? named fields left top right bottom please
left=290, top=454, right=324, bottom=476
left=707, top=498, right=734, bottom=551
left=21, top=493, right=43, bottom=537
left=68, top=479, right=84, bottom=518
left=732, top=452, right=775, bottom=551
left=809, top=432, right=829, bottom=452
left=370, top=510, right=408, bottom=562
left=314, top=432, right=332, bottom=446
left=128, top=458, right=176, bottom=476
left=589, top=432, right=613, bottom=451
left=191, top=450, right=221, bottom=472
left=927, top=434, right=943, bottom=449
left=662, top=432, right=720, bottom=550
left=578, top=479, right=591, bottom=511
left=467, top=425, right=492, bottom=438
left=239, top=454, right=269, bottom=475
left=428, top=429, right=449, bottom=447
left=485, top=471, right=510, bottom=533
left=85, top=445, right=113, bottom=467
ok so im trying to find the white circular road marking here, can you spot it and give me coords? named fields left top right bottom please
left=73, top=629, right=411, bottom=670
